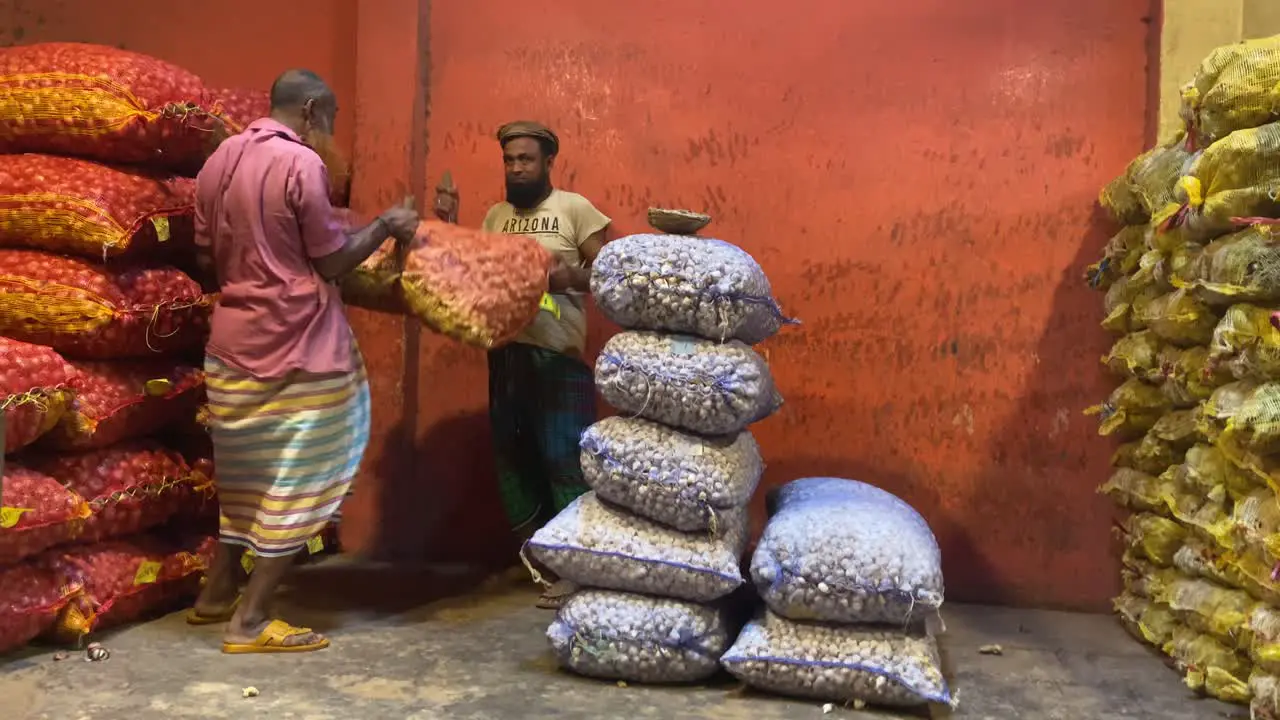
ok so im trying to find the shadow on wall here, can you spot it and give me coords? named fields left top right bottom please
left=953, top=206, right=1121, bottom=610
left=368, top=412, right=519, bottom=567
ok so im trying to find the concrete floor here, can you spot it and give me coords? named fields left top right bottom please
left=1, top=562, right=1243, bottom=720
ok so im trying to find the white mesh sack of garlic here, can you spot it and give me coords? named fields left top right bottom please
left=752, top=477, right=944, bottom=625
left=547, top=589, right=736, bottom=683
left=579, top=416, right=762, bottom=532
left=590, top=233, right=795, bottom=345
left=595, top=330, right=782, bottom=436
left=528, top=492, right=748, bottom=603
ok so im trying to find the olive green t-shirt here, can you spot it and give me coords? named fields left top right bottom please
left=482, top=189, right=611, bottom=357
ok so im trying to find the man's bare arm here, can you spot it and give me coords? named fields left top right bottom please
left=310, top=219, right=395, bottom=281
left=549, top=229, right=605, bottom=292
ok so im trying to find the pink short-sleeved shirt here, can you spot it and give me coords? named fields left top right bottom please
left=195, top=118, right=354, bottom=379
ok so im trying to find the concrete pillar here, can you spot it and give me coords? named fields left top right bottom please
left=1159, top=0, right=1280, bottom=142
left=341, top=0, right=431, bottom=558
left=1158, top=0, right=1245, bottom=141
left=1245, top=0, right=1280, bottom=36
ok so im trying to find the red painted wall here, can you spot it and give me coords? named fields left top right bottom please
left=421, top=0, right=1154, bottom=611
left=1, top=0, right=1155, bottom=610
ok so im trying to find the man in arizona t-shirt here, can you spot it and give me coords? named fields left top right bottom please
left=482, top=121, right=610, bottom=609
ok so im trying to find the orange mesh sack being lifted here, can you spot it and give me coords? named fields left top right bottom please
left=0, top=43, right=218, bottom=169
left=344, top=220, right=554, bottom=348
left=0, top=249, right=209, bottom=359
left=0, top=154, right=195, bottom=260
left=1155, top=122, right=1280, bottom=245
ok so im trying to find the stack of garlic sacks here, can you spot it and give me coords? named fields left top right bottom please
left=0, top=42, right=269, bottom=655
left=1091, top=34, right=1280, bottom=715
left=525, top=209, right=790, bottom=683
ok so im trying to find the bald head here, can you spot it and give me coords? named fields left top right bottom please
left=270, top=69, right=332, bottom=110
left=269, top=69, right=336, bottom=137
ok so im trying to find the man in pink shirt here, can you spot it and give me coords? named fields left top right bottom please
left=187, top=69, right=418, bottom=654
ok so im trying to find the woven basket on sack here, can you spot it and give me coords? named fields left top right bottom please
left=648, top=208, right=711, bottom=235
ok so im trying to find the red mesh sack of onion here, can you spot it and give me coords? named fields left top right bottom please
left=0, top=337, right=78, bottom=452
left=0, top=561, right=82, bottom=654
left=45, top=533, right=215, bottom=640
left=24, top=441, right=206, bottom=544
left=0, top=463, right=90, bottom=566
left=42, top=360, right=203, bottom=450
left=0, top=43, right=219, bottom=169
left=0, top=249, right=210, bottom=359
left=0, top=154, right=196, bottom=261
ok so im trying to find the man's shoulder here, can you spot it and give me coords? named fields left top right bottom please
left=484, top=200, right=515, bottom=216
left=549, top=189, right=597, bottom=210
left=482, top=201, right=513, bottom=228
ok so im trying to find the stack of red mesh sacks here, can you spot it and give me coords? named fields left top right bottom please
left=0, top=42, right=271, bottom=654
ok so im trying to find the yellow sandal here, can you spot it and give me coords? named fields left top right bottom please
left=222, top=620, right=330, bottom=654
left=186, top=596, right=241, bottom=626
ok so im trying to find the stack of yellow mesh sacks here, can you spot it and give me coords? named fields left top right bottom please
left=1091, top=35, right=1280, bottom=716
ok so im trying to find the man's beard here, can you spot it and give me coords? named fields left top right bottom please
left=306, top=131, right=352, bottom=207
left=505, top=176, right=551, bottom=209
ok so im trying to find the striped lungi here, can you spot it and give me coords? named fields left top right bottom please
left=204, top=355, right=371, bottom=558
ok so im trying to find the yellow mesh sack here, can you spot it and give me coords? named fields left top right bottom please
left=1100, top=171, right=1145, bottom=226
left=1176, top=443, right=1261, bottom=502
left=1088, top=225, right=1152, bottom=291
left=1133, top=137, right=1196, bottom=216
left=1109, top=225, right=1150, bottom=273
left=1174, top=535, right=1263, bottom=598
left=1152, top=409, right=1201, bottom=446
left=1209, top=304, right=1280, bottom=381
left=1176, top=225, right=1280, bottom=306
left=1198, top=380, right=1263, bottom=442
left=1219, top=382, right=1280, bottom=456
left=1251, top=607, right=1280, bottom=674
left=1156, top=122, right=1280, bottom=244
left=1085, top=378, right=1174, bottom=438
left=1114, top=590, right=1148, bottom=624
left=1102, top=271, right=1163, bottom=334
left=1157, top=345, right=1234, bottom=408
left=1249, top=671, right=1280, bottom=720
left=1100, top=137, right=1194, bottom=224
left=1182, top=35, right=1280, bottom=150
left=1101, top=468, right=1167, bottom=512
left=1123, top=512, right=1189, bottom=566
left=1122, top=555, right=1182, bottom=599
left=1161, top=576, right=1260, bottom=650
left=1220, top=489, right=1280, bottom=560
left=1136, top=289, right=1220, bottom=347
left=1225, top=542, right=1280, bottom=596
left=1111, top=440, right=1174, bottom=476
left=1127, top=438, right=1184, bottom=476
left=1163, top=624, right=1254, bottom=703
left=1161, top=242, right=1207, bottom=291
left=1103, top=330, right=1164, bottom=379
left=1164, top=475, right=1232, bottom=539
left=1115, top=592, right=1181, bottom=648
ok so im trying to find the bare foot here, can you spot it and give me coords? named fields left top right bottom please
left=191, top=584, right=240, bottom=622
